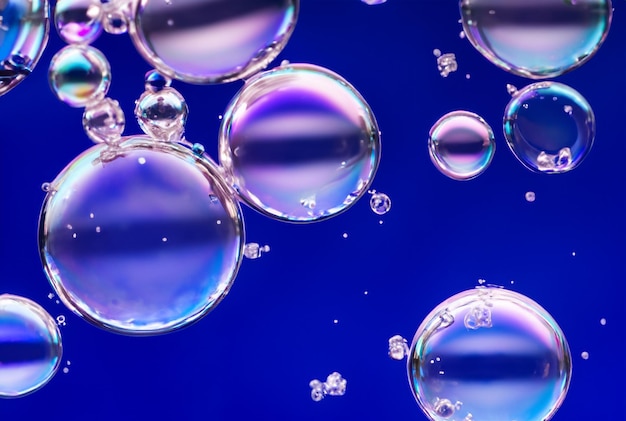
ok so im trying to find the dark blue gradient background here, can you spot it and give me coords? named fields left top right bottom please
left=1, top=1, right=624, bottom=420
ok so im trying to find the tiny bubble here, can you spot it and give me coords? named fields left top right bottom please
left=600, top=318, right=606, bottom=326
left=364, top=291, right=368, bottom=295
left=63, top=367, right=69, bottom=374
left=138, top=157, right=146, bottom=165
left=459, top=31, right=465, bottom=39
left=572, top=252, right=576, bottom=257
left=41, top=182, right=51, bottom=192
left=162, top=237, right=168, bottom=242
left=581, top=351, right=589, bottom=360
left=66, top=360, right=71, bottom=366
left=465, top=73, right=471, bottom=79
left=95, top=226, right=101, bottom=233
left=477, top=278, right=486, bottom=285
left=333, top=319, right=338, bottom=324
left=55, top=300, right=60, bottom=304
left=379, top=220, right=383, bottom=225
left=216, top=220, right=222, bottom=225
left=48, top=293, right=55, bottom=299
left=525, top=191, right=536, bottom=202
left=218, top=114, right=223, bottom=120
left=342, top=233, right=348, bottom=239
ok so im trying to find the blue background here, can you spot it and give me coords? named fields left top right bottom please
left=1, top=0, right=625, bottom=419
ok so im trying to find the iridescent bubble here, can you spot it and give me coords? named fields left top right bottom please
left=48, top=45, right=111, bottom=107
left=0, top=0, right=49, bottom=96
left=129, top=0, right=299, bottom=84
left=38, top=136, right=244, bottom=335
left=504, top=82, right=595, bottom=173
left=219, top=63, right=380, bottom=222
left=408, top=287, right=571, bottom=421
left=82, top=97, right=125, bottom=144
left=460, top=0, right=612, bottom=79
left=54, top=0, right=103, bottom=44
left=428, top=111, right=495, bottom=180
left=0, top=294, right=62, bottom=398
left=135, top=87, right=188, bottom=141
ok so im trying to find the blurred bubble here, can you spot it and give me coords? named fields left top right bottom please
left=436, top=52, right=458, bottom=78
left=428, top=111, right=495, bottom=180
left=460, top=0, right=612, bottom=79
left=54, top=0, right=103, bottom=44
left=82, top=97, right=125, bottom=144
left=0, top=0, right=49, bottom=96
left=0, top=294, right=62, bottom=398
left=219, top=63, right=380, bottom=222
left=408, top=287, right=571, bottom=421
left=129, top=0, right=299, bottom=84
left=243, top=243, right=270, bottom=259
left=135, top=87, right=188, bottom=141
left=48, top=45, right=111, bottom=107
left=581, top=351, right=589, bottom=360
left=38, top=136, right=244, bottom=335
left=525, top=191, right=535, bottom=202
left=504, top=82, right=595, bottom=173
left=388, top=335, right=409, bottom=361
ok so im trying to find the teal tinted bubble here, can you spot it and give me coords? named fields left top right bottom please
left=0, top=294, right=62, bottom=398
left=504, top=82, right=595, bottom=173
left=219, top=63, right=380, bottom=223
left=48, top=44, right=111, bottom=107
left=428, top=111, right=495, bottom=181
left=408, top=287, right=571, bottom=421
left=39, top=136, right=244, bottom=335
left=460, top=0, right=612, bottom=79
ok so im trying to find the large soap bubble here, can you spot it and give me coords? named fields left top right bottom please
left=0, top=294, right=62, bottom=398
left=39, top=136, right=244, bottom=335
left=460, top=0, right=612, bottom=79
left=408, top=287, right=571, bottom=421
left=219, top=63, right=381, bottom=223
left=129, top=0, right=299, bottom=84
left=0, top=0, right=50, bottom=96
left=504, top=82, right=595, bottom=174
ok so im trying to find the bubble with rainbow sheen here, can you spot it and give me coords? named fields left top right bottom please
left=460, top=0, right=612, bottom=79
left=0, top=294, right=62, bottom=398
left=408, top=287, right=571, bottom=421
left=219, top=63, right=380, bottom=223
left=428, top=111, right=495, bottom=181
left=504, top=82, right=595, bottom=174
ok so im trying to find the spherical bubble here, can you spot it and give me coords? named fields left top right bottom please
left=144, top=69, right=172, bottom=92
left=82, top=97, right=125, bottom=144
left=219, top=63, right=381, bottom=222
left=129, top=0, right=299, bottom=84
left=135, top=87, right=188, bottom=142
left=54, top=0, right=103, bottom=44
left=38, top=136, right=244, bottom=335
left=504, top=82, right=595, bottom=174
left=428, top=111, right=495, bottom=180
left=460, top=0, right=612, bottom=79
left=103, top=9, right=128, bottom=35
left=408, top=287, right=571, bottom=421
left=0, top=294, right=62, bottom=398
left=0, top=0, right=49, bottom=96
left=48, top=45, right=111, bottom=107
left=369, top=191, right=391, bottom=215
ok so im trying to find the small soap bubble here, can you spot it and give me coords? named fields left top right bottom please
left=55, top=0, right=103, bottom=44
left=243, top=243, right=270, bottom=260
left=436, top=53, right=458, bottom=77
left=572, top=251, right=576, bottom=257
left=56, top=315, right=67, bottom=326
left=506, top=84, right=518, bottom=96
left=309, top=379, right=325, bottom=402
left=525, top=191, right=536, bottom=202
left=333, top=319, right=339, bottom=324
left=600, top=318, right=606, bottom=326
left=144, top=70, right=171, bottom=92
left=581, top=351, right=589, bottom=360
left=369, top=190, right=391, bottom=215
left=324, top=372, right=347, bottom=396
left=433, top=49, right=442, bottom=57
left=429, top=111, right=495, bottom=180
left=63, top=367, right=69, bottom=374
left=434, top=398, right=457, bottom=418
left=388, top=335, right=409, bottom=361
left=103, top=10, right=127, bottom=34
left=135, top=87, right=188, bottom=142
left=192, top=143, right=205, bottom=155
left=41, top=182, right=52, bottom=192
left=82, top=98, right=125, bottom=144
left=342, top=233, right=348, bottom=239
left=459, top=31, right=465, bottom=39
left=47, top=292, right=55, bottom=299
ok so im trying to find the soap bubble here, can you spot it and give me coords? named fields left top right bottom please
left=38, top=136, right=244, bottom=335
left=129, top=0, right=299, bottom=84
left=460, top=0, right=612, bottom=79
left=144, top=70, right=171, bottom=92
left=54, top=0, right=103, bottom=44
left=369, top=191, right=391, bottom=215
left=504, top=82, right=595, bottom=174
left=408, top=287, right=571, bottom=421
left=82, top=97, right=125, bottom=144
left=428, top=111, right=495, bottom=180
left=219, top=63, right=381, bottom=222
left=0, top=294, right=62, bottom=398
left=0, top=0, right=49, bottom=96
left=135, top=87, right=188, bottom=142
left=48, top=45, right=111, bottom=107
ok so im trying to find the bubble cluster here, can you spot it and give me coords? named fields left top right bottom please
left=309, top=372, right=347, bottom=402
left=388, top=335, right=409, bottom=360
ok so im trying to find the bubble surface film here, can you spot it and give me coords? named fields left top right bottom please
left=460, top=0, right=612, bottom=79
left=0, top=294, right=62, bottom=398
left=408, top=287, right=572, bottom=421
left=39, top=136, right=244, bottom=335
left=219, top=63, right=380, bottom=222
left=129, top=0, right=298, bottom=84
left=428, top=111, right=495, bottom=180
left=504, top=82, right=595, bottom=174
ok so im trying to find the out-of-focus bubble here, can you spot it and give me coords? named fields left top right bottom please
left=460, top=0, right=612, bottom=79
left=408, top=287, right=571, bottom=421
left=525, top=191, right=535, bottom=202
left=219, top=63, right=380, bottom=223
left=504, top=82, right=595, bottom=173
left=135, top=87, right=188, bottom=142
left=38, top=136, right=244, bottom=335
left=129, top=0, right=299, bottom=84
left=54, top=0, right=103, bottom=44
left=82, top=97, right=125, bottom=144
left=243, top=243, right=270, bottom=259
left=361, top=0, right=387, bottom=5
left=581, top=351, right=589, bottom=360
left=388, top=335, right=409, bottom=360
left=369, top=190, right=391, bottom=215
left=309, top=372, right=347, bottom=401
left=428, top=111, right=495, bottom=180
left=0, top=294, right=62, bottom=398
left=48, top=45, right=111, bottom=107
left=435, top=52, right=458, bottom=78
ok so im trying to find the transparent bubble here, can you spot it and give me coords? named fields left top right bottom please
left=135, top=87, right=188, bottom=141
left=38, top=136, right=244, bottom=335
left=428, top=111, right=495, bottom=181
left=0, top=0, right=49, bottom=96
left=144, top=69, right=171, bottom=92
left=408, top=287, right=571, bottom=421
left=504, top=82, right=595, bottom=174
left=103, top=9, right=128, bottom=34
left=48, top=45, right=111, bottom=107
left=525, top=191, right=535, bottom=202
left=129, top=0, right=299, bottom=84
left=219, top=63, right=381, bottom=222
left=82, top=97, right=125, bottom=144
left=54, top=0, right=103, bottom=44
left=388, top=334, right=409, bottom=361
left=324, top=372, right=347, bottom=396
left=0, top=294, right=62, bottom=398
left=243, top=243, right=270, bottom=259
left=369, top=191, right=391, bottom=215
left=460, top=0, right=612, bottom=79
